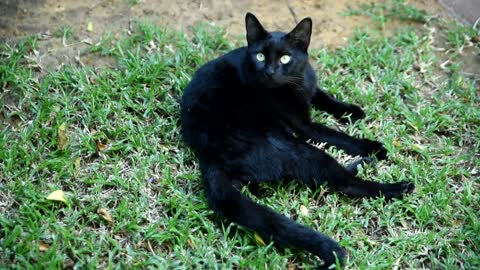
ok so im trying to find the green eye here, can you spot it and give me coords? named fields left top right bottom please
left=280, top=55, right=291, bottom=64
left=256, top=53, right=265, bottom=62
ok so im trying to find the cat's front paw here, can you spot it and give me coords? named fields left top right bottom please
left=382, top=181, right=415, bottom=199
left=339, top=104, right=365, bottom=123
left=361, top=139, right=388, bottom=160
left=349, top=104, right=366, bottom=122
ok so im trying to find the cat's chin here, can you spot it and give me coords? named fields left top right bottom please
left=257, top=79, right=284, bottom=89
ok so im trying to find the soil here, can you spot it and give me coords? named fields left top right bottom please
left=0, top=0, right=450, bottom=70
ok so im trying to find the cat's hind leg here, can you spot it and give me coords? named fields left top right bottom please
left=233, top=135, right=413, bottom=199
left=201, top=163, right=346, bottom=269
left=345, top=157, right=375, bottom=175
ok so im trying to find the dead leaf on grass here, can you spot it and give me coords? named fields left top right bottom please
left=87, top=21, right=93, bottom=32
left=97, top=208, right=114, bottom=225
left=287, top=264, right=296, bottom=270
left=254, top=231, right=266, bottom=246
left=46, top=190, right=67, bottom=203
left=39, top=241, right=50, bottom=251
left=299, top=205, right=309, bottom=216
left=187, top=238, right=196, bottom=249
left=74, top=157, right=81, bottom=174
left=57, top=123, right=68, bottom=150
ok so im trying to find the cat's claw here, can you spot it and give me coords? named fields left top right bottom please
left=383, top=181, right=415, bottom=199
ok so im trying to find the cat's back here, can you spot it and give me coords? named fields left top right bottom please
left=180, top=47, right=248, bottom=149
left=182, top=47, right=246, bottom=103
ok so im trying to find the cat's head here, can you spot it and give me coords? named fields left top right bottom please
left=244, top=13, right=312, bottom=88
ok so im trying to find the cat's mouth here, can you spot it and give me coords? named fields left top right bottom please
left=259, top=75, right=284, bottom=88
left=259, top=76, right=300, bottom=89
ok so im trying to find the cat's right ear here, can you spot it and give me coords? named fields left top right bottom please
left=245, top=13, right=267, bottom=45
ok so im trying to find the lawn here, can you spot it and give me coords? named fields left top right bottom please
left=1, top=10, right=479, bottom=270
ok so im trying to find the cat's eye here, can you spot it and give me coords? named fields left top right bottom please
left=280, top=55, right=291, bottom=64
left=256, top=53, right=265, bottom=62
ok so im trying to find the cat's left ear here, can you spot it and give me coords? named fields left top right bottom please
left=245, top=13, right=267, bottom=45
left=287, top=18, right=312, bottom=51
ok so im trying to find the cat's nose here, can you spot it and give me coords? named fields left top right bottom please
left=264, top=66, right=275, bottom=77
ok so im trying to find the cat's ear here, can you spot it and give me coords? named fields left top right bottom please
left=245, top=13, right=267, bottom=45
left=287, top=18, right=312, bottom=51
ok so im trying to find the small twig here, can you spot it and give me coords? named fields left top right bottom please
left=473, top=16, right=480, bottom=34
left=285, top=0, right=298, bottom=24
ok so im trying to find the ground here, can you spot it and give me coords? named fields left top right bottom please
left=0, top=0, right=479, bottom=269
left=1, top=0, right=448, bottom=69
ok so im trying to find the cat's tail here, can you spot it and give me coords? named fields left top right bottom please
left=201, top=164, right=346, bottom=269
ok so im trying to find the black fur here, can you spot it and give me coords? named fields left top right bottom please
left=180, top=13, right=415, bottom=269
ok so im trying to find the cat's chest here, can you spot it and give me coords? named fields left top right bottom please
left=232, top=85, right=311, bottom=125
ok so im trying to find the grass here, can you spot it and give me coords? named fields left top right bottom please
left=345, top=0, right=428, bottom=30
left=53, top=25, right=74, bottom=40
left=1, top=16, right=479, bottom=270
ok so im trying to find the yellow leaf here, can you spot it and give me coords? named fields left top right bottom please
left=96, top=138, right=109, bottom=152
left=46, top=190, right=67, bottom=203
left=407, top=121, right=418, bottom=131
left=74, top=157, right=81, bottom=172
left=299, top=205, right=309, bottom=216
left=413, top=144, right=425, bottom=151
left=254, top=231, right=266, bottom=246
left=39, top=241, right=49, bottom=251
left=393, top=138, right=401, bottom=147
left=57, top=123, right=68, bottom=150
left=187, top=238, right=196, bottom=249
left=97, top=208, right=114, bottom=225
left=87, top=21, right=93, bottom=32
left=287, top=264, right=296, bottom=270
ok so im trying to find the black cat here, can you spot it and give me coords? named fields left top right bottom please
left=180, top=13, right=415, bottom=269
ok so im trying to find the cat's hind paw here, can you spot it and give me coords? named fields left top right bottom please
left=360, top=139, right=388, bottom=160
left=345, top=157, right=376, bottom=175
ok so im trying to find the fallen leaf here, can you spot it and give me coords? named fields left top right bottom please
left=74, top=157, right=81, bottom=178
left=412, top=144, right=425, bottom=151
left=299, top=205, right=309, bottom=216
left=393, top=138, right=401, bottom=147
left=392, top=256, right=402, bottom=270
left=74, top=157, right=81, bottom=172
left=96, top=138, right=109, bottom=152
left=287, top=264, right=296, bottom=270
left=46, top=190, right=67, bottom=203
left=254, top=231, right=266, bottom=246
left=63, top=258, right=75, bottom=269
left=407, top=121, right=418, bottom=131
left=39, top=241, right=49, bottom=251
left=57, top=123, right=68, bottom=150
left=97, top=208, right=114, bottom=225
left=87, top=21, right=93, bottom=32
left=187, top=238, right=196, bottom=249
left=52, top=105, right=61, bottom=112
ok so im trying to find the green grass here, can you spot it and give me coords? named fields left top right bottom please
left=53, top=25, right=74, bottom=40
left=1, top=19, right=479, bottom=270
left=345, top=0, right=428, bottom=29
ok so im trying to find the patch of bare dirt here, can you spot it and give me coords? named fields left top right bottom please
left=0, top=0, right=450, bottom=70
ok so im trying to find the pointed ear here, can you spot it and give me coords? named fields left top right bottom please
left=287, top=18, right=312, bottom=51
left=245, top=12, right=267, bottom=45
